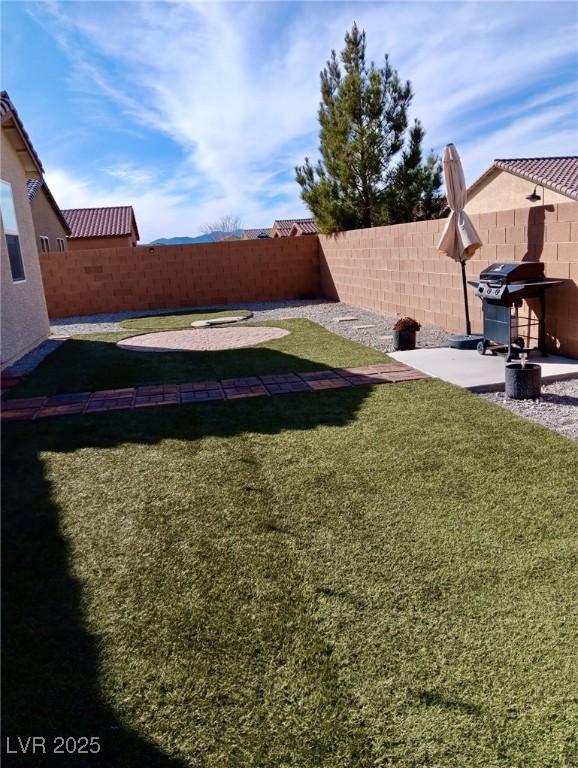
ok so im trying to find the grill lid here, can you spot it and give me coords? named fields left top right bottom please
left=469, top=258, right=562, bottom=301
left=479, top=262, right=545, bottom=283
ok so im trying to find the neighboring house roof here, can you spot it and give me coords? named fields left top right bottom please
left=62, top=206, right=140, bottom=241
left=468, top=156, right=578, bottom=202
left=0, top=92, right=70, bottom=236
left=289, top=219, right=319, bottom=236
left=1, top=90, right=44, bottom=178
left=272, top=218, right=318, bottom=237
left=243, top=228, right=271, bottom=240
left=26, top=178, right=71, bottom=235
left=26, top=179, right=44, bottom=200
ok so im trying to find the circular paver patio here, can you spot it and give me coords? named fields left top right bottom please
left=117, top=326, right=290, bottom=352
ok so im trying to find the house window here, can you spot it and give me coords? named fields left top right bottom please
left=0, top=180, right=25, bottom=281
left=40, top=235, right=50, bottom=253
left=57, top=238, right=66, bottom=252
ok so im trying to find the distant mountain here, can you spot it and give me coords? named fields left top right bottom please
left=150, top=230, right=243, bottom=245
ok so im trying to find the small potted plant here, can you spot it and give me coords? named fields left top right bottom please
left=393, top=317, right=421, bottom=351
left=505, top=353, right=542, bottom=400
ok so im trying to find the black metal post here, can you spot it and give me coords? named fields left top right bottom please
left=460, top=260, right=472, bottom=336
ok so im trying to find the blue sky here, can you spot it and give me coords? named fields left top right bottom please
left=2, top=1, right=577, bottom=242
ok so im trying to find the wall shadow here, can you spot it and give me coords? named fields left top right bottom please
left=516, top=205, right=577, bottom=355
left=522, top=204, right=555, bottom=262
left=3, top=378, right=372, bottom=766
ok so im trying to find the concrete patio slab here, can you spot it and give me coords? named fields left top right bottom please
left=389, top=348, right=578, bottom=392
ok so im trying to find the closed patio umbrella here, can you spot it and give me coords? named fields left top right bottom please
left=437, top=143, right=483, bottom=348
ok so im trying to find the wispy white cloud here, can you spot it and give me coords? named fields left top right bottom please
left=102, top=163, right=155, bottom=185
left=31, top=0, right=578, bottom=240
left=459, top=103, right=578, bottom=182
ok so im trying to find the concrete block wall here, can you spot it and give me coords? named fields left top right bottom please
left=319, top=202, right=578, bottom=357
left=40, top=203, right=577, bottom=356
left=40, top=236, right=320, bottom=318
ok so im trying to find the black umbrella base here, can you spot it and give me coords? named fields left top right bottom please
left=448, top=334, right=483, bottom=350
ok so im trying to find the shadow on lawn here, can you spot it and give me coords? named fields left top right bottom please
left=11, top=323, right=387, bottom=399
left=2, top=414, right=205, bottom=766
left=2, top=382, right=372, bottom=766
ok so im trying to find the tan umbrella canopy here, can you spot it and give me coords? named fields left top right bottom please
left=437, top=143, right=482, bottom=339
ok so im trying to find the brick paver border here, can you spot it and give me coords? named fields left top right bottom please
left=1, top=363, right=429, bottom=422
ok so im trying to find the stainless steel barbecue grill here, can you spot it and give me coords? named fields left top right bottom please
left=468, top=262, right=562, bottom=361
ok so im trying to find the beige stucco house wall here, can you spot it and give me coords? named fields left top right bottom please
left=465, top=169, right=571, bottom=215
left=30, top=186, right=68, bottom=253
left=1, top=133, right=50, bottom=369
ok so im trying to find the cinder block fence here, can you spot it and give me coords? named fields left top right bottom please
left=40, top=236, right=320, bottom=318
left=318, top=202, right=578, bottom=357
left=41, top=202, right=578, bottom=357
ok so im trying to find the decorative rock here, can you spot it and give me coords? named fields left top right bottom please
left=479, top=378, right=578, bottom=442
left=191, top=315, right=247, bottom=328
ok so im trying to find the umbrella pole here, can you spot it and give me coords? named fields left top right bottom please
left=460, top=260, right=472, bottom=336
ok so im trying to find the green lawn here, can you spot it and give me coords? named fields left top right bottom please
left=11, top=319, right=389, bottom=398
left=3, top=324, right=577, bottom=767
left=120, top=308, right=254, bottom=331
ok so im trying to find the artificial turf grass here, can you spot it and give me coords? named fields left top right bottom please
left=2, top=380, right=577, bottom=767
left=11, top=319, right=390, bottom=398
left=120, top=308, right=253, bottom=331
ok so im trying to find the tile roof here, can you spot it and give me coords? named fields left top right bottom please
left=469, top=156, right=578, bottom=201
left=26, top=178, right=71, bottom=235
left=291, top=219, right=318, bottom=235
left=243, top=228, right=271, bottom=239
left=62, top=206, right=139, bottom=240
left=1, top=90, right=44, bottom=175
left=272, top=218, right=318, bottom=236
left=26, top=179, right=44, bottom=201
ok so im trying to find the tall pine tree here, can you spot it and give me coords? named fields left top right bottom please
left=296, top=24, right=446, bottom=233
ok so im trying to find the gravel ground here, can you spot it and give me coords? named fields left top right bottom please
left=49, top=299, right=450, bottom=352
left=480, top=379, right=578, bottom=442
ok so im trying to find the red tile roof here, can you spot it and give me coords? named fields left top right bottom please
left=243, top=228, right=271, bottom=239
left=469, top=156, right=578, bottom=201
left=62, top=206, right=140, bottom=240
left=290, top=219, right=318, bottom=235
left=272, top=218, right=318, bottom=236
